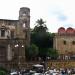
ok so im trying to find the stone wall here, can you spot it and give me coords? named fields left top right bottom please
left=47, top=60, right=75, bottom=68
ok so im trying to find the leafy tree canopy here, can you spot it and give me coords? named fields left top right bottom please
left=30, top=18, right=58, bottom=60
left=47, top=48, right=59, bottom=59
left=26, top=44, right=39, bottom=58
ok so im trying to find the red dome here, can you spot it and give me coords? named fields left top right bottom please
left=66, top=27, right=75, bottom=34
left=58, top=27, right=65, bottom=34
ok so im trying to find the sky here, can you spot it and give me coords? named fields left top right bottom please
left=0, top=0, right=75, bottom=32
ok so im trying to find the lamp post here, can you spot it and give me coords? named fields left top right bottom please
left=14, top=40, right=24, bottom=70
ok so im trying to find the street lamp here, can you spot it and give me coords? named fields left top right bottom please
left=14, top=43, right=24, bottom=69
left=22, top=45, right=24, bottom=48
left=14, top=44, right=19, bottom=48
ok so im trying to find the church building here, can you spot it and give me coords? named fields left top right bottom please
left=54, top=27, right=75, bottom=60
left=0, top=7, right=30, bottom=69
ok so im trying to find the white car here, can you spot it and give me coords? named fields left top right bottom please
left=10, top=72, right=18, bottom=75
left=52, top=72, right=62, bottom=75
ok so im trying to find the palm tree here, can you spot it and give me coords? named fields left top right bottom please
left=34, top=18, right=48, bottom=32
left=36, top=18, right=46, bottom=26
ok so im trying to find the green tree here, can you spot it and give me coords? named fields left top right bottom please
left=26, top=44, right=39, bottom=61
left=31, top=18, right=55, bottom=60
left=31, top=32, right=54, bottom=48
left=33, top=18, right=47, bottom=32
left=31, top=18, right=51, bottom=48
left=0, top=67, right=8, bottom=75
left=47, top=48, right=59, bottom=59
left=30, top=18, right=58, bottom=61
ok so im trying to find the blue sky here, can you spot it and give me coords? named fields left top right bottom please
left=0, top=0, right=75, bottom=32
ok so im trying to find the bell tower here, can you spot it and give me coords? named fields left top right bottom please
left=15, top=7, right=30, bottom=64
left=18, top=7, right=30, bottom=47
left=18, top=7, right=30, bottom=36
left=19, top=7, right=30, bottom=29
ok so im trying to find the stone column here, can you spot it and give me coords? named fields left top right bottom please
left=7, top=44, right=12, bottom=61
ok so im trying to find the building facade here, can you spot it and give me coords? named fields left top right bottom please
left=0, top=7, right=30, bottom=69
left=54, top=27, right=75, bottom=60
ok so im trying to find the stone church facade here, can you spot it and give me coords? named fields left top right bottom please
left=0, top=7, right=30, bottom=69
left=54, top=27, right=75, bottom=60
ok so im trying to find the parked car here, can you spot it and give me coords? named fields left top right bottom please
left=10, top=71, right=18, bottom=75
left=32, top=64, right=44, bottom=73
